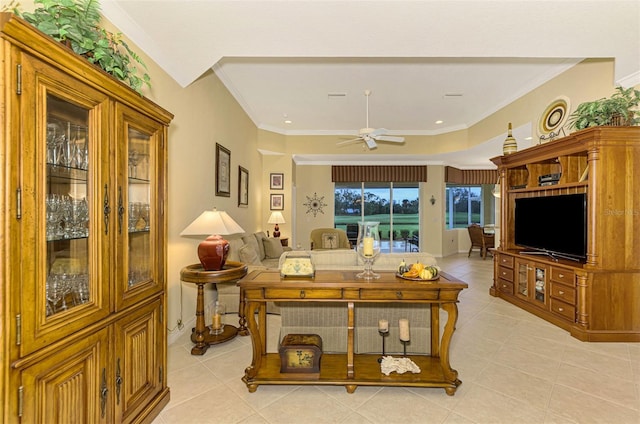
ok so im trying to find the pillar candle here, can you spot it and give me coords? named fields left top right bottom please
left=399, top=319, right=410, bottom=342
left=212, top=312, right=222, bottom=331
left=378, top=319, right=389, bottom=333
left=363, top=237, right=374, bottom=256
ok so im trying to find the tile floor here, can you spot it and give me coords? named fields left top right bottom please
left=154, top=253, right=639, bottom=424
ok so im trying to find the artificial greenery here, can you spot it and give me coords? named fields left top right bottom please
left=15, top=0, right=150, bottom=93
left=568, top=86, right=640, bottom=130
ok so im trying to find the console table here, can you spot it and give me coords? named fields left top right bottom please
left=180, top=261, right=247, bottom=355
left=238, top=270, right=467, bottom=394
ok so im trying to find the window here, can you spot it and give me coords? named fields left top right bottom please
left=445, top=185, right=483, bottom=228
left=335, top=182, right=419, bottom=252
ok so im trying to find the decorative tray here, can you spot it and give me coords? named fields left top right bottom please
left=395, top=273, right=440, bottom=282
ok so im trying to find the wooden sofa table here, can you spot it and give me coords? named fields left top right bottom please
left=238, top=270, right=467, bottom=394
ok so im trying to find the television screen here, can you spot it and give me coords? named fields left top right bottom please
left=514, top=193, right=587, bottom=261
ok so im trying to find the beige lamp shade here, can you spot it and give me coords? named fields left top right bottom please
left=267, top=211, right=285, bottom=238
left=180, top=208, right=245, bottom=270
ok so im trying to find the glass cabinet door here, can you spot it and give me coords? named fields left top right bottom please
left=115, top=104, right=165, bottom=310
left=533, top=266, right=547, bottom=306
left=18, top=55, right=111, bottom=356
left=516, top=259, right=529, bottom=298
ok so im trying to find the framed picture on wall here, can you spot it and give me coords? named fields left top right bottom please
left=238, top=166, right=249, bottom=206
left=270, top=173, right=284, bottom=190
left=270, top=193, right=284, bottom=210
left=215, top=143, right=231, bottom=197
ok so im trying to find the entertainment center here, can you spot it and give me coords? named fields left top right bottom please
left=490, top=127, right=640, bottom=342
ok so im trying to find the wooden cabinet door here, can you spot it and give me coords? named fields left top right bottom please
left=16, top=53, right=111, bottom=356
left=112, top=298, right=164, bottom=423
left=19, top=328, right=110, bottom=423
left=113, top=103, right=167, bottom=311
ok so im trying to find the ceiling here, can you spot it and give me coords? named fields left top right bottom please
left=101, top=1, right=640, bottom=166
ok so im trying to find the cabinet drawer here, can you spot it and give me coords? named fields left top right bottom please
left=550, top=282, right=576, bottom=305
left=359, top=289, right=439, bottom=301
left=550, top=298, right=576, bottom=321
left=264, top=288, right=343, bottom=299
left=497, top=266, right=514, bottom=282
left=498, top=255, right=514, bottom=269
left=550, top=268, right=574, bottom=285
left=497, top=278, right=514, bottom=295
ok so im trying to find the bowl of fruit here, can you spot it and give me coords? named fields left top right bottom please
left=396, top=260, right=440, bottom=281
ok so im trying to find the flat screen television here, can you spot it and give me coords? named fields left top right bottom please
left=514, top=193, right=587, bottom=262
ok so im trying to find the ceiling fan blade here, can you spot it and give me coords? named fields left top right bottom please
left=336, top=137, right=363, bottom=146
left=375, top=135, right=405, bottom=143
left=369, top=127, right=388, bottom=137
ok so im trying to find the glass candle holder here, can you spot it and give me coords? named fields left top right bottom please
left=356, top=221, right=381, bottom=280
left=211, top=301, right=225, bottom=335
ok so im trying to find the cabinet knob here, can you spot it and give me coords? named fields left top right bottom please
left=558, top=307, right=564, bottom=312
left=299, top=290, right=306, bottom=299
left=559, top=290, right=565, bottom=295
left=396, top=291, right=403, bottom=299
left=502, top=272, right=507, bottom=276
left=559, top=273, right=565, bottom=278
left=502, top=284, right=507, bottom=288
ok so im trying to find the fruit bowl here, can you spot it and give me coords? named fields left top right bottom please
left=396, top=273, right=440, bottom=282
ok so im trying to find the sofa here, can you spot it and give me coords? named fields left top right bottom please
left=218, top=232, right=290, bottom=311
left=276, top=249, right=439, bottom=354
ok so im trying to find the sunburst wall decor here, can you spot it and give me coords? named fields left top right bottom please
left=303, top=192, right=327, bottom=217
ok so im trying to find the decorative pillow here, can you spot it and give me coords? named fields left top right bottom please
left=263, top=237, right=284, bottom=259
left=242, top=234, right=264, bottom=260
left=322, top=232, right=340, bottom=249
left=238, top=244, right=262, bottom=265
left=253, top=232, right=268, bottom=259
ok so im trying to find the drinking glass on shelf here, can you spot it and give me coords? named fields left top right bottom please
left=129, top=150, right=140, bottom=178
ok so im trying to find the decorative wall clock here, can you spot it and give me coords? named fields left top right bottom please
left=303, top=192, right=327, bottom=217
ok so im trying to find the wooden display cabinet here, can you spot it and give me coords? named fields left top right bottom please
left=491, top=126, right=640, bottom=342
left=1, top=14, right=173, bottom=422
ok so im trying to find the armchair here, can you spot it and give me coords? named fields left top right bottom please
left=310, top=228, right=352, bottom=250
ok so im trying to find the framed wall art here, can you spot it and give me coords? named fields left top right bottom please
left=238, top=166, right=249, bottom=206
left=270, top=173, right=284, bottom=190
left=215, top=143, right=231, bottom=197
left=270, top=193, right=284, bottom=210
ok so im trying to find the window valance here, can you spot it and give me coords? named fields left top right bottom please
left=445, top=167, right=498, bottom=185
left=331, top=165, right=427, bottom=182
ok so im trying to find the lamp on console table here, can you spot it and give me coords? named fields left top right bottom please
left=267, top=211, right=285, bottom=238
left=180, top=208, right=245, bottom=271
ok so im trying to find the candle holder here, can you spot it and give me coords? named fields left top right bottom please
left=401, top=340, right=408, bottom=357
left=377, top=330, right=389, bottom=363
left=356, top=221, right=381, bottom=280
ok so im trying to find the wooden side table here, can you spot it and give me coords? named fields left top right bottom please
left=180, top=261, right=248, bottom=355
left=279, top=237, right=289, bottom=247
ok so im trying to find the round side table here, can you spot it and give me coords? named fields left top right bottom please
left=180, top=261, right=248, bottom=355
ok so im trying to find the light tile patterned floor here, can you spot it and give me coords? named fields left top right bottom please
left=153, top=253, right=640, bottom=424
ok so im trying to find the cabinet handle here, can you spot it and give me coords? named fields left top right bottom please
left=502, top=271, right=507, bottom=276
left=117, top=187, right=124, bottom=235
left=115, top=358, right=122, bottom=404
left=559, top=290, right=565, bottom=295
left=502, top=284, right=507, bottom=288
left=396, top=291, right=403, bottom=299
left=558, top=307, right=564, bottom=312
left=100, top=368, right=108, bottom=418
left=559, top=273, right=564, bottom=278
left=103, top=184, right=111, bottom=235
left=299, top=290, right=306, bottom=299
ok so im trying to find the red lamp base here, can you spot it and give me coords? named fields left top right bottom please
left=273, top=224, right=280, bottom=238
left=197, top=235, right=230, bottom=271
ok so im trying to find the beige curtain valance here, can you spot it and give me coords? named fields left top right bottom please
left=445, top=167, right=498, bottom=185
left=331, top=166, right=428, bottom=183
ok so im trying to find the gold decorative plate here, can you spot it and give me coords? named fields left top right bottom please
left=537, top=96, right=570, bottom=141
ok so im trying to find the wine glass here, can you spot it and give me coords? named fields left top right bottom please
left=356, top=221, right=381, bottom=280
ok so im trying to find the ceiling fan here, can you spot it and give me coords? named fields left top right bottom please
left=337, top=89, right=405, bottom=150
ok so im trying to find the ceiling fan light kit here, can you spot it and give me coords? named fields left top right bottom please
left=337, top=90, right=405, bottom=150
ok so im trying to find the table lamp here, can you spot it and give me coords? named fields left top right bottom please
left=267, top=211, right=285, bottom=238
left=180, top=208, right=245, bottom=271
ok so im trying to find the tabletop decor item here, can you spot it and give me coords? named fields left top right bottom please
left=502, top=122, right=517, bottom=155
left=356, top=221, right=381, bottom=279
left=567, top=86, right=640, bottom=130
left=537, top=96, right=570, bottom=142
left=279, top=334, right=322, bottom=374
left=280, top=252, right=315, bottom=278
